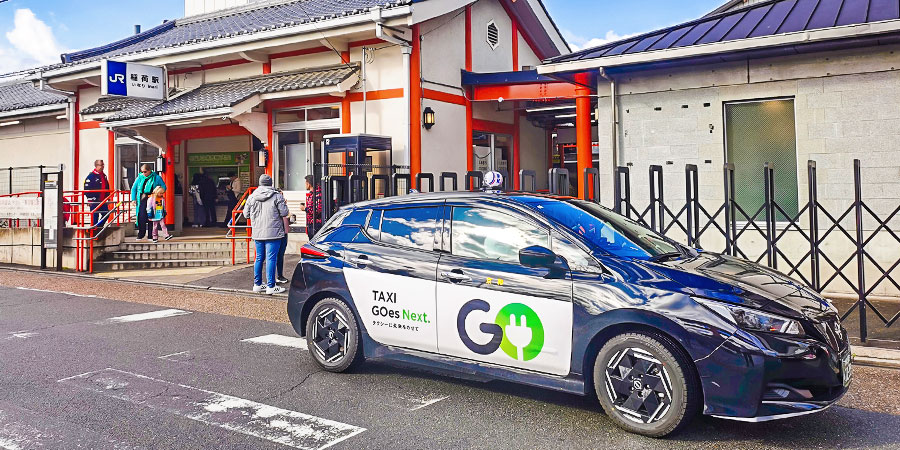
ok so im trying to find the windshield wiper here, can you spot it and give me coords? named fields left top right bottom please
left=649, top=252, right=683, bottom=262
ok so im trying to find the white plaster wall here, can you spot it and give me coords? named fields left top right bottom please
left=350, top=97, right=408, bottom=165
left=204, top=62, right=265, bottom=83
left=472, top=101, right=513, bottom=123
left=78, top=87, right=102, bottom=112
left=350, top=45, right=406, bottom=92
left=517, top=33, right=541, bottom=69
left=78, top=128, right=110, bottom=186
left=270, top=51, right=344, bottom=76
left=519, top=119, right=548, bottom=189
left=185, top=135, right=252, bottom=153
left=420, top=9, right=466, bottom=90
left=0, top=117, right=69, bottom=169
left=471, top=0, right=513, bottom=73
left=420, top=100, right=467, bottom=180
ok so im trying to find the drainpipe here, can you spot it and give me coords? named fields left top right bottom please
left=362, top=47, right=368, bottom=133
left=374, top=15, right=412, bottom=167
left=598, top=68, right=618, bottom=186
left=37, top=77, right=76, bottom=178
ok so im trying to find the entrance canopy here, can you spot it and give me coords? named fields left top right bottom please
left=83, top=63, right=359, bottom=128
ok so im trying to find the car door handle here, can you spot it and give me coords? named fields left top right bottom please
left=349, top=256, right=369, bottom=265
left=440, top=271, right=471, bottom=283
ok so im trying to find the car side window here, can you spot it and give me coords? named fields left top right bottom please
left=379, top=206, right=440, bottom=251
left=343, top=209, right=370, bottom=227
left=451, top=206, right=549, bottom=263
left=552, top=233, right=604, bottom=273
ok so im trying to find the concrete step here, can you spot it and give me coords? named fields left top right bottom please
left=121, top=241, right=249, bottom=252
left=93, top=259, right=231, bottom=270
left=104, top=250, right=233, bottom=261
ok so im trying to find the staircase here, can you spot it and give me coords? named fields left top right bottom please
left=96, top=240, right=251, bottom=270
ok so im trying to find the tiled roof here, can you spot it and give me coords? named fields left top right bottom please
left=0, top=83, right=68, bottom=114
left=96, top=63, right=359, bottom=122
left=547, top=0, right=900, bottom=64
left=62, top=0, right=410, bottom=65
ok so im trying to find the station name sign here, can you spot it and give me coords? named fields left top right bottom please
left=101, top=60, right=166, bottom=100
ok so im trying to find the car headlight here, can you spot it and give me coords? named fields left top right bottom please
left=695, top=298, right=803, bottom=336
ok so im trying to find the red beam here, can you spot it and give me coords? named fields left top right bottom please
left=270, top=46, right=330, bottom=60
left=347, top=88, right=404, bottom=102
left=78, top=120, right=101, bottom=130
left=471, top=82, right=578, bottom=101
left=350, top=38, right=384, bottom=48
left=472, top=118, right=515, bottom=136
left=268, top=95, right=340, bottom=110
left=166, top=124, right=249, bottom=142
left=423, top=89, right=466, bottom=106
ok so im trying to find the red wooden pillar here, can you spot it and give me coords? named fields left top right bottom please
left=465, top=5, right=473, bottom=172
left=513, top=111, right=520, bottom=190
left=164, top=141, right=177, bottom=226
left=575, top=72, right=592, bottom=199
left=409, top=24, right=422, bottom=179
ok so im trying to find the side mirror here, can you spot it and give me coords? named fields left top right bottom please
left=519, top=245, right=558, bottom=268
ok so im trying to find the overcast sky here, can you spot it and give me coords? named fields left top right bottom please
left=0, top=0, right=726, bottom=72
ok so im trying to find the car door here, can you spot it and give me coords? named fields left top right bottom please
left=342, top=203, right=442, bottom=353
left=435, top=201, right=574, bottom=376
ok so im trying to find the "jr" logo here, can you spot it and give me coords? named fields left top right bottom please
left=109, top=74, right=125, bottom=83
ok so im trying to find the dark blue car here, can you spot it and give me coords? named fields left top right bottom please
left=287, top=191, right=851, bottom=437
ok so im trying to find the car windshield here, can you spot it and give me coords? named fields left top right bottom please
left=527, top=199, right=682, bottom=260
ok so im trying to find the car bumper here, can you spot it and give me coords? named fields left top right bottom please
left=695, top=329, right=851, bottom=420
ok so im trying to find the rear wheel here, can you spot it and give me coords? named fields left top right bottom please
left=593, top=332, right=700, bottom=437
left=305, top=298, right=363, bottom=372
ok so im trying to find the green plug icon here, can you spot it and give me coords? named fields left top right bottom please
left=504, top=314, right=533, bottom=361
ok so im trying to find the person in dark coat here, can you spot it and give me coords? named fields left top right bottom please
left=197, top=172, right=217, bottom=227
left=83, top=159, right=110, bottom=227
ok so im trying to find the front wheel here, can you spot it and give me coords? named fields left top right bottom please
left=593, top=332, right=701, bottom=437
left=306, top=297, right=363, bottom=372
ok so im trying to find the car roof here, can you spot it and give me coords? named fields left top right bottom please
left=346, top=191, right=576, bottom=209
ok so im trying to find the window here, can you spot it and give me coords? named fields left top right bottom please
left=380, top=207, right=440, bottom=251
left=451, top=207, right=548, bottom=263
left=725, top=99, right=799, bottom=220
left=367, top=209, right=382, bottom=240
left=343, top=209, right=370, bottom=227
left=486, top=20, right=499, bottom=49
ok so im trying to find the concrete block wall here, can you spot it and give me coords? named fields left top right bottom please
left=593, top=44, right=900, bottom=296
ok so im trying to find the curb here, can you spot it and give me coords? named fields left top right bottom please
left=852, top=346, right=900, bottom=369
left=0, top=266, right=288, bottom=300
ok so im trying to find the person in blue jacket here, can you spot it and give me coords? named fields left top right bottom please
left=83, top=160, right=110, bottom=227
left=130, top=164, right=166, bottom=241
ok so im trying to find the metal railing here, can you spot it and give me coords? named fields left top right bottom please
left=226, top=187, right=256, bottom=265
left=64, top=190, right=134, bottom=273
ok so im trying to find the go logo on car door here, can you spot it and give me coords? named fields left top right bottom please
left=437, top=286, right=572, bottom=376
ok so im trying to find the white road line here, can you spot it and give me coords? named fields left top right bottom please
left=14, top=286, right=97, bottom=298
left=99, top=309, right=191, bottom=324
left=408, top=395, right=450, bottom=411
left=158, top=350, right=192, bottom=360
left=4, top=332, right=37, bottom=340
left=58, top=368, right=365, bottom=450
left=241, top=334, right=307, bottom=350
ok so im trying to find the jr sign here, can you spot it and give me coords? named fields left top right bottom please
left=101, top=60, right=165, bottom=100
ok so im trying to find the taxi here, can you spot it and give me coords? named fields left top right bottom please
left=287, top=181, right=851, bottom=437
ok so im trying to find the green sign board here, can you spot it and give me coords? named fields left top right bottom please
left=187, top=152, right=251, bottom=167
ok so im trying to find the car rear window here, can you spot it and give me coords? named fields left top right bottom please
left=379, top=207, right=440, bottom=251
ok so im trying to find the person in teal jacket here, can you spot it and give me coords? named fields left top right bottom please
left=130, top=164, right=166, bottom=240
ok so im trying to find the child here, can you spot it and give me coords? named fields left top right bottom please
left=147, top=186, right=172, bottom=243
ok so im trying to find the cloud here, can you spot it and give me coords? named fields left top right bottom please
left=0, top=9, right=67, bottom=73
left=564, top=29, right=641, bottom=51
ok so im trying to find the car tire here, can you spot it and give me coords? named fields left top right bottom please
left=305, top=297, right=363, bottom=372
left=593, top=332, right=700, bottom=437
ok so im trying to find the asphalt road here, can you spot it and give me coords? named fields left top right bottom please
left=3, top=285, right=900, bottom=449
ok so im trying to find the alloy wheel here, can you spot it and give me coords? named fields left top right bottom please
left=604, top=347, right=673, bottom=424
left=312, top=307, right=351, bottom=363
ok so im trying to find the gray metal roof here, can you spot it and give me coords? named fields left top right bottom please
left=0, top=83, right=68, bottom=114
left=547, top=0, right=900, bottom=64
left=62, top=0, right=410, bottom=65
left=95, top=63, right=359, bottom=122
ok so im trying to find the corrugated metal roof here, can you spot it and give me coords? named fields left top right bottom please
left=94, top=63, right=358, bottom=122
left=547, top=0, right=900, bottom=64
left=0, top=83, right=68, bottom=114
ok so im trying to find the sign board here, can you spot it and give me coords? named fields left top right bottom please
left=42, top=180, right=59, bottom=249
left=187, top=152, right=252, bottom=198
left=102, top=60, right=166, bottom=100
left=0, top=197, right=41, bottom=219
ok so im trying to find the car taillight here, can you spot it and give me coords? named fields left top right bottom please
left=301, top=245, right=328, bottom=259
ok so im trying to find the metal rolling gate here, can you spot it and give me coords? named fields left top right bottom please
left=311, top=160, right=899, bottom=344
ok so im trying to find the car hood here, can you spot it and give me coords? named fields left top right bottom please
left=640, top=252, right=834, bottom=320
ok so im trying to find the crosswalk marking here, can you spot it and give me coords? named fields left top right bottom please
left=58, top=368, right=365, bottom=450
left=99, top=309, right=191, bottom=324
left=241, top=334, right=307, bottom=350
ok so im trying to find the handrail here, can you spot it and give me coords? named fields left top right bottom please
left=0, top=191, right=43, bottom=228
left=63, top=189, right=133, bottom=273
left=226, top=187, right=256, bottom=265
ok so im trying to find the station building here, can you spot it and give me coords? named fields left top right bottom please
left=0, top=0, right=569, bottom=226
